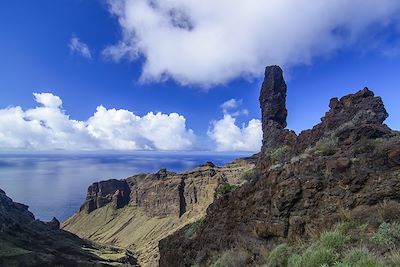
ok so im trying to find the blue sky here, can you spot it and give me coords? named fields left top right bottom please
left=0, top=0, right=399, bottom=152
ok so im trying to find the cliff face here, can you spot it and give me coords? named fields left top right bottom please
left=0, top=189, right=138, bottom=267
left=80, top=179, right=131, bottom=213
left=158, top=66, right=400, bottom=267
left=62, top=157, right=256, bottom=267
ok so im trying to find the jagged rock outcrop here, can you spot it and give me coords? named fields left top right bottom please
left=258, top=66, right=297, bottom=172
left=63, top=157, right=256, bottom=267
left=0, top=188, right=138, bottom=267
left=80, top=179, right=131, bottom=213
left=158, top=66, right=400, bottom=267
left=295, top=87, right=391, bottom=154
left=47, top=216, right=60, bottom=229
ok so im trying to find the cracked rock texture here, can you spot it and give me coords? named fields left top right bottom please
left=158, top=66, right=400, bottom=267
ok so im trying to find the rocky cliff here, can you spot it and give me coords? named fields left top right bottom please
left=158, top=66, right=400, bottom=266
left=63, top=157, right=256, bottom=266
left=0, top=188, right=138, bottom=267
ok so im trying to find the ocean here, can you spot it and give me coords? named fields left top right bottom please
left=0, top=152, right=250, bottom=222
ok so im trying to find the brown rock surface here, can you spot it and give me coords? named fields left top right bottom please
left=80, top=179, right=131, bottom=213
left=158, top=66, right=400, bottom=267
left=0, top=188, right=138, bottom=267
left=63, top=157, right=256, bottom=266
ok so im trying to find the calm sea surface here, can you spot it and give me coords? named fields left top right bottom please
left=0, top=152, right=250, bottom=222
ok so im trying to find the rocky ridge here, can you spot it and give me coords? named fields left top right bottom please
left=158, top=66, right=400, bottom=266
left=63, top=156, right=256, bottom=266
left=0, top=188, right=138, bottom=267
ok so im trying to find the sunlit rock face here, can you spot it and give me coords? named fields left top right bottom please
left=158, top=66, right=400, bottom=267
left=63, top=157, right=256, bottom=267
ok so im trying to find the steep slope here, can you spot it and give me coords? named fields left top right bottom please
left=158, top=66, right=400, bottom=266
left=0, top=188, right=138, bottom=267
left=63, top=158, right=256, bottom=266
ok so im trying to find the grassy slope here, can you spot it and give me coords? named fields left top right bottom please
left=264, top=221, right=400, bottom=267
left=63, top=204, right=205, bottom=266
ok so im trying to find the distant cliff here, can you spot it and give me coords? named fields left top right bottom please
left=158, top=66, right=400, bottom=266
left=0, top=188, right=138, bottom=267
left=62, top=157, right=256, bottom=266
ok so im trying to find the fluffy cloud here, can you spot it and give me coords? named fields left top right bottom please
left=208, top=115, right=262, bottom=152
left=69, top=37, right=92, bottom=59
left=0, top=93, right=195, bottom=151
left=208, top=99, right=262, bottom=151
left=221, top=99, right=240, bottom=113
left=104, top=0, right=400, bottom=86
left=220, top=99, right=248, bottom=116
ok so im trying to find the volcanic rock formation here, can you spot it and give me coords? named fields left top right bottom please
left=0, top=188, right=138, bottom=267
left=158, top=66, right=400, bottom=266
left=63, top=157, right=256, bottom=266
left=80, top=179, right=131, bottom=213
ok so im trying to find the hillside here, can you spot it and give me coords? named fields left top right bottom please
left=0, top=188, right=138, bottom=267
left=62, top=157, right=256, bottom=266
left=158, top=66, right=400, bottom=266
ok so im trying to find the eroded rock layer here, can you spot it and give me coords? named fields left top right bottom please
left=158, top=66, right=400, bottom=267
left=63, top=157, right=256, bottom=266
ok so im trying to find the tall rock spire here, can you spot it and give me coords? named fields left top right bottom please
left=258, top=66, right=295, bottom=161
left=259, top=65, right=288, bottom=129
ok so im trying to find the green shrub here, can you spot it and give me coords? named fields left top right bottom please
left=270, top=145, right=290, bottom=159
left=338, top=248, right=384, bottom=267
left=266, top=243, right=290, bottom=267
left=214, top=183, right=239, bottom=199
left=287, top=246, right=336, bottom=267
left=266, top=222, right=400, bottom=267
left=315, top=136, right=338, bottom=156
left=319, top=230, right=347, bottom=250
left=335, top=221, right=356, bottom=235
left=300, top=246, right=336, bottom=267
left=386, top=252, right=400, bottom=267
left=287, top=254, right=302, bottom=267
left=240, top=168, right=258, bottom=182
left=372, top=222, right=400, bottom=248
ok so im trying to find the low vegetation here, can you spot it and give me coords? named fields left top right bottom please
left=270, top=145, right=290, bottom=159
left=352, top=138, right=384, bottom=155
left=372, top=222, right=400, bottom=249
left=240, top=168, right=259, bottom=182
left=266, top=221, right=400, bottom=267
left=214, top=183, right=239, bottom=199
left=314, top=136, right=339, bottom=156
left=210, top=249, right=251, bottom=267
left=185, top=217, right=205, bottom=239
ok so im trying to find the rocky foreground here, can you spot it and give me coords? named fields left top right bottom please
left=0, top=188, right=138, bottom=267
left=158, top=66, right=400, bottom=266
left=62, top=157, right=256, bottom=266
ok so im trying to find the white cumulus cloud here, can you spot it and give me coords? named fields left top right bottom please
left=0, top=93, right=195, bottom=151
left=220, top=98, right=248, bottom=116
left=104, top=0, right=400, bottom=86
left=69, top=37, right=92, bottom=59
left=221, top=99, right=240, bottom=113
left=208, top=115, right=262, bottom=152
left=208, top=99, right=261, bottom=151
